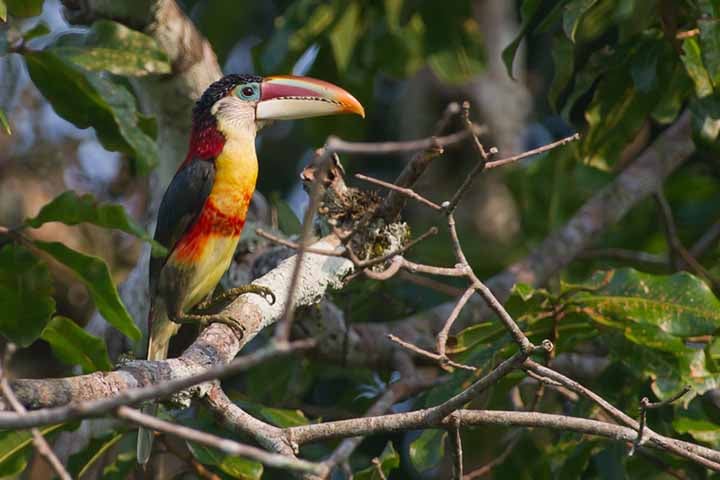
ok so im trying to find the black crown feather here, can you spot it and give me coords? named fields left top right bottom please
left=192, top=74, right=262, bottom=128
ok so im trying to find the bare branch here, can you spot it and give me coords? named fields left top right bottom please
left=117, top=406, right=326, bottom=475
left=484, top=133, right=580, bottom=170
left=323, top=124, right=486, bottom=156
left=355, top=173, right=443, bottom=211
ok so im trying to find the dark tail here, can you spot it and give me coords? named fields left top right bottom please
left=137, top=303, right=174, bottom=465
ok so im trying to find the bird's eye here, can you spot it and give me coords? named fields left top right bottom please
left=241, top=86, right=254, bottom=97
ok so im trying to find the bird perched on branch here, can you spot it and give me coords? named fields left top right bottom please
left=138, top=74, right=364, bottom=464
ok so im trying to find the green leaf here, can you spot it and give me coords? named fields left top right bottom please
left=51, top=20, right=170, bottom=76
left=568, top=269, right=720, bottom=397
left=258, top=407, right=308, bottom=428
left=100, top=449, right=136, bottom=480
left=563, top=0, right=600, bottom=42
left=329, top=1, right=360, bottom=72
left=270, top=192, right=301, bottom=236
left=5, top=0, right=43, bottom=17
left=0, top=424, right=65, bottom=477
left=0, top=108, right=9, bottom=135
left=549, top=34, right=575, bottom=111
left=26, top=191, right=166, bottom=255
left=22, top=21, right=49, bottom=42
left=409, top=429, right=445, bottom=473
left=0, top=1, right=6, bottom=22
left=571, top=269, right=720, bottom=338
left=355, top=442, right=400, bottom=480
left=690, top=93, right=720, bottom=146
left=682, top=37, right=714, bottom=98
left=67, top=431, right=124, bottom=478
left=0, top=244, right=55, bottom=347
left=187, top=442, right=263, bottom=480
left=673, top=416, right=720, bottom=445
left=699, top=15, right=720, bottom=88
left=32, top=241, right=141, bottom=342
left=501, top=0, right=541, bottom=79
left=41, top=316, right=113, bottom=373
left=24, top=50, right=158, bottom=174
left=580, top=34, right=673, bottom=169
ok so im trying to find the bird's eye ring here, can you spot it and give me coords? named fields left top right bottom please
left=242, top=86, right=254, bottom=97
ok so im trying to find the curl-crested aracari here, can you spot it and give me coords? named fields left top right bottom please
left=137, top=74, right=364, bottom=464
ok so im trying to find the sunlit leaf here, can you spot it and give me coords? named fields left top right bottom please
left=690, top=94, right=720, bottom=147
left=187, top=442, right=263, bottom=480
left=0, top=108, right=9, bottom=134
left=0, top=1, right=6, bottom=22
left=0, top=424, right=65, bottom=477
left=563, top=0, right=600, bottom=42
left=22, top=21, right=49, bottom=42
left=51, top=20, right=170, bottom=76
left=329, top=1, right=360, bottom=72
left=698, top=15, right=720, bottom=88
left=24, top=50, right=158, bottom=174
left=0, top=244, right=55, bottom=347
left=409, top=429, right=445, bottom=473
left=68, top=431, right=124, bottom=478
left=5, top=0, right=43, bottom=17
left=681, top=37, right=714, bottom=98
left=33, top=241, right=141, bottom=341
left=673, top=416, right=720, bottom=445
left=41, top=316, right=113, bottom=373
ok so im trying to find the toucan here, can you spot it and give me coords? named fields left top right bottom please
left=137, top=74, right=364, bottom=464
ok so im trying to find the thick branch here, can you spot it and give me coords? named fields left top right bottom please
left=9, top=237, right=352, bottom=410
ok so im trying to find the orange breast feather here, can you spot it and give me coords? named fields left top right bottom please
left=172, top=198, right=246, bottom=263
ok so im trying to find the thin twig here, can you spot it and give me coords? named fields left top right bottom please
left=444, top=101, right=495, bottom=213
left=450, top=413, right=464, bottom=479
left=631, top=385, right=692, bottom=455
left=388, top=334, right=477, bottom=371
left=355, top=226, right=438, bottom=269
left=654, top=190, right=720, bottom=291
left=255, top=228, right=344, bottom=257
left=355, top=173, right=442, bottom=211
left=447, top=213, right=534, bottom=352
left=400, top=259, right=467, bottom=277
left=524, top=360, right=720, bottom=470
left=0, top=345, right=70, bottom=480
left=484, top=133, right=580, bottom=170
left=323, top=124, right=486, bottom=156
left=463, top=433, right=521, bottom=479
left=436, top=287, right=476, bottom=361
left=690, top=219, right=720, bottom=258
left=275, top=149, right=335, bottom=344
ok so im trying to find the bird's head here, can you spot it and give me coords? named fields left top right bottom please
left=188, top=74, right=364, bottom=159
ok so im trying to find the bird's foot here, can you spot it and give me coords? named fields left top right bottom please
left=195, top=284, right=276, bottom=311
left=175, top=313, right=246, bottom=339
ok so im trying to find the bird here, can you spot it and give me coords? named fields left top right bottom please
left=137, top=74, right=364, bottom=464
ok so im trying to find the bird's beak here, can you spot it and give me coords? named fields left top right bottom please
left=256, top=75, right=365, bottom=121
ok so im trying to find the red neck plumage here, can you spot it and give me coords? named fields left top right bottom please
left=180, top=122, right=226, bottom=168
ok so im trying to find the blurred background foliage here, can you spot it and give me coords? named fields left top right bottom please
left=1, top=0, right=720, bottom=478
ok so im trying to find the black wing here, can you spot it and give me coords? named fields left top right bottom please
left=150, top=159, right=216, bottom=294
